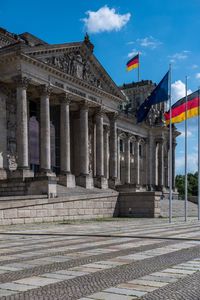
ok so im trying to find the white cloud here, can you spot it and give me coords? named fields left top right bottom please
left=127, top=41, right=134, bottom=45
left=127, top=49, right=142, bottom=58
left=192, top=64, right=198, bottom=69
left=176, top=152, right=198, bottom=174
left=169, top=50, right=190, bottom=63
left=171, top=80, right=192, bottom=103
left=178, top=129, right=193, bottom=138
left=82, top=6, right=131, bottom=33
left=196, top=73, right=200, bottom=79
left=137, top=36, right=162, bottom=49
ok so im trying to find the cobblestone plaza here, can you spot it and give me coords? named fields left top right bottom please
left=0, top=213, right=200, bottom=299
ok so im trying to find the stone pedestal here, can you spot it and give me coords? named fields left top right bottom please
left=76, top=174, right=93, bottom=189
left=27, top=176, right=57, bottom=198
left=94, top=176, right=108, bottom=189
left=59, top=173, right=76, bottom=188
left=9, top=168, right=34, bottom=180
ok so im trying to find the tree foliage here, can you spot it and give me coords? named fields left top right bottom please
left=175, top=172, right=198, bottom=197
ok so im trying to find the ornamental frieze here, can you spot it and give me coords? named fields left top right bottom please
left=44, top=51, right=103, bottom=90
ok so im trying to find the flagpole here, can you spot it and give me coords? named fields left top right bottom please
left=169, top=64, right=173, bottom=223
left=198, top=88, right=200, bottom=221
left=184, top=76, right=188, bottom=222
left=138, top=52, right=140, bottom=82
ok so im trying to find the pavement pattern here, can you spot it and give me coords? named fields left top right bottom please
left=0, top=218, right=200, bottom=299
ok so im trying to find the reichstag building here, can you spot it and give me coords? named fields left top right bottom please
left=0, top=28, right=178, bottom=224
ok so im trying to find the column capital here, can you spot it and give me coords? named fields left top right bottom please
left=59, top=93, right=72, bottom=105
left=38, top=84, right=53, bottom=96
left=13, top=76, right=31, bottom=89
left=156, top=138, right=164, bottom=145
left=80, top=100, right=89, bottom=110
left=107, top=111, right=118, bottom=122
left=95, top=106, right=106, bottom=118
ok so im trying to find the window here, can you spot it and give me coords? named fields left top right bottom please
left=139, top=144, right=142, bottom=157
left=130, top=142, right=133, bottom=154
left=120, top=139, right=124, bottom=152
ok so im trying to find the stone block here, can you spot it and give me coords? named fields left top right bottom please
left=53, top=203, right=64, bottom=209
left=11, top=218, right=25, bottom=225
left=18, top=210, right=32, bottom=218
left=36, top=210, right=48, bottom=217
left=3, top=209, right=18, bottom=219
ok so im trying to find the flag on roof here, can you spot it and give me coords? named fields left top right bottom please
left=126, top=54, right=139, bottom=72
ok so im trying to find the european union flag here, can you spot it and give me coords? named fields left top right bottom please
left=137, top=71, right=169, bottom=123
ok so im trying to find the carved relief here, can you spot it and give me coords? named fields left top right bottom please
left=44, top=51, right=103, bottom=89
left=146, top=107, right=160, bottom=126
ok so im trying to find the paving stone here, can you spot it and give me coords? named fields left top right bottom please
left=14, top=276, right=61, bottom=286
left=118, top=283, right=157, bottom=292
left=105, top=287, right=146, bottom=296
left=0, top=289, right=16, bottom=297
left=0, top=282, right=37, bottom=291
left=87, top=292, right=137, bottom=300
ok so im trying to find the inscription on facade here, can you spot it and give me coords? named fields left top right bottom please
left=50, top=76, right=100, bottom=104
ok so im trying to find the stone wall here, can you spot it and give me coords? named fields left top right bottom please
left=118, top=189, right=161, bottom=218
left=0, top=191, right=119, bottom=225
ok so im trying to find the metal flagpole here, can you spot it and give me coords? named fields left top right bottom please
left=198, top=88, right=200, bottom=221
left=138, top=52, right=140, bottom=82
left=184, top=76, right=188, bottom=222
left=169, top=64, right=173, bottom=223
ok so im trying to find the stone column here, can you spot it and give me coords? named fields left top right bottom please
left=172, top=139, right=177, bottom=190
left=39, top=85, right=52, bottom=175
left=108, top=112, right=118, bottom=188
left=104, top=126, right=109, bottom=179
left=164, top=142, right=169, bottom=188
left=14, top=76, right=33, bottom=179
left=117, top=134, right=121, bottom=182
left=77, top=101, right=93, bottom=188
left=59, top=94, right=75, bottom=187
left=158, top=139, right=164, bottom=189
left=94, top=109, right=108, bottom=188
left=148, top=133, right=155, bottom=190
left=125, top=134, right=131, bottom=184
left=135, top=137, right=140, bottom=187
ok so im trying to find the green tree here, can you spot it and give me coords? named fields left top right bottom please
left=175, top=172, right=198, bottom=197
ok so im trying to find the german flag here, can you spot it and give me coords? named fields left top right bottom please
left=126, top=54, right=139, bottom=71
left=164, top=90, right=200, bottom=125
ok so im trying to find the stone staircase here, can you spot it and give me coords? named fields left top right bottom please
left=0, top=180, right=28, bottom=197
left=161, top=199, right=198, bottom=218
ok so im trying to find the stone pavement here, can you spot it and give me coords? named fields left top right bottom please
left=1, top=218, right=200, bottom=299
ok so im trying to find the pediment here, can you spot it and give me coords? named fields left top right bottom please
left=25, top=43, right=125, bottom=100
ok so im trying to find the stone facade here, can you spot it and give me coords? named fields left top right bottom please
left=0, top=27, right=179, bottom=220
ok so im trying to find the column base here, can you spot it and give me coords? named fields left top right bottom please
left=9, top=168, right=34, bottom=180
left=27, top=175, right=58, bottom=198
left=94, top=176, right=108, bottom=189
left=108, top=178, right=119, bottom=189
left=37, top=169, right=55, bottom=177
left=59, top=173, right=76, bottom=188
left=76, top=174, right=93, bottom=189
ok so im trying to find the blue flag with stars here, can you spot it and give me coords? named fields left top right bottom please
left=137, top=71, right=169, bottom=123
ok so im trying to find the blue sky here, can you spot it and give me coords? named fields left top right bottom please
left=1, top=0, right=200, bottom=174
